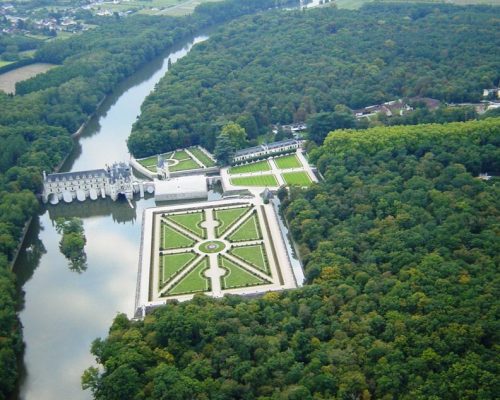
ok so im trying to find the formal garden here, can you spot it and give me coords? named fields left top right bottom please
left=227, top=151, right=315, bottom=188
left=136, top=146, right=216, bottom=173
left=154, top=202, right=278, bottom=298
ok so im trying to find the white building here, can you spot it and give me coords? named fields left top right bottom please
left=42, top=162, right=134, bottom=204
left=154, top=175, right=207, bottom=202
left=233, top=139, right=302, bottom=163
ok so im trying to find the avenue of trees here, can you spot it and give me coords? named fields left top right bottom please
left=0, top=0, right=298, bottom=397
left=127, top=3, right=499, bottom=157
left=84, top=117, right=500, bottom=399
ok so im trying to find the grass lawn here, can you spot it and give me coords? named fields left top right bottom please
left=274, top=154, right=302, bottom=169
left=228, top=214, right=261, bottom=242
left=220, top=256, right=266, bottom=289
left=189, top=147, right=216, bottom=167
left=230, top=175, right=278, bottom=187
left=231, top=244, right=269, bottom=274
left=0, top=60, right=14, bottom=68
left=161, top=223, right=195, bottom=249
left=166, top=211, right=206, bottom=238
left=170, top=158, right=200, bottom=171
left=282, top=171, right=312, bottom=186
left=173, top=150, right=190, bottom=161
left=215, top=206, right=250, bottom=236
left=167, top=258, right=210, bottom=295
left=229, top=160, right=270, bottom=174
left=138, top=155, right=158, bottom=168
left=160, top=252, right=197, bottom=286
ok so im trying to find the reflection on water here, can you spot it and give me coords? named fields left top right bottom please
left=14, top=35, right=208, bottom=400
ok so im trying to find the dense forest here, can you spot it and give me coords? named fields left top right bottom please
left=128, top=3, right=499, bottom=157
left=84, top=117, right=500, bottom=399
left=0, top=1, right=299, bottom=397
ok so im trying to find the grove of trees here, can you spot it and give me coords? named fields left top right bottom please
left=127, top=3, right=499, bottom=157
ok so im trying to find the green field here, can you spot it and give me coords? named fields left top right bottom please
left=231, top=244, right=269, bottom=274
left=215, top=206, right=250, bottom=236
left=274, top=154, right=302, bottom=169
left=0, top=60, right=14, bottom=68
left=160, top=252, right=197, bottom=286
left=228, top=214, right=261, bottom=242
left=161, top=224, right=195, bottom=249
left=167, top=258, right=210, bottom=295
left=166, top=211, right=206, bottom=238
left=220, top=256, right=266, bottom=289
left=282, top=171, right=312, bottom=186
left=230, top=175, right=279, bottom=187
left=189, top=147, right=216, bottom=167
left=229, top=160, right=271, bottom=174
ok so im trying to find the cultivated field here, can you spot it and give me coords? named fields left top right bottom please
left=0, top=63, right=56, bottom=94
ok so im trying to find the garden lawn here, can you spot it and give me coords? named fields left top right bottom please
left=231, top=244, right=269, bottom=274
left=173, top=150, right=190, bottom=160
left=228, top=214, right=261, bottom=242
left=274, top=154, right=302, bottom=169
left=166, top=211, right=206, bottom=238
left=220, top=256, right=266, bottom=289
left=170, top=158, right=200, bottom=171
left=229, top=160, right=270, bottom=174
left=282, top=171, right=312, bottom=186
left=160, top=252, right=197, bottom=285
left=189, top=147, right=216, bottom=167
left=230, top=174, right=278, bottom=187
left=162, top=223, right=195, bottom=249
left=167, top=258, right=210, bottom=295
left=215, top=206, right=250, bottom=236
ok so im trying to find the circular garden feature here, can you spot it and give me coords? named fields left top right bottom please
left=199, top=240, right=226, bottom=254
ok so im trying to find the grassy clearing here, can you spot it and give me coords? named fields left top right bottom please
left=161, top=223, right=195, bottom=249
left=166, top=211, right=206, bottom=238
left=229, top=160, right=270, bottom=174
left=160, top=252, right=196, bottom=285
left=230, top=175, right=278, bottom=187
left=231, top=244, right=269, bottom=274
left=215, top=206, right=250, bottom=236
left=0, top=60, right=14, bottom=67
left=167, top=257, right=210, bottom=295
left=189, top=147, right=216, bottom=167
left=220, top=256, right=265, bottom=289
left=274, top=154, right=302, bottom=169
left=228, top=214, right=261, bottom=242
left=282, top=171, right=312, bottom=186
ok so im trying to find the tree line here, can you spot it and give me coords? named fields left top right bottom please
left=0, top=1, right=299, bottom=397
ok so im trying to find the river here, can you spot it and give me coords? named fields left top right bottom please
left=13, top=35, right=208, bottom=400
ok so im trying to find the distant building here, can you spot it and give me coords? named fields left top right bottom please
left=233, top=139, right=302, bottom=163
left=483, top=88, right=500, bottom=99
left=478, top=173, right=492, bottom=181
left=42, top=162, right=134, bottom=204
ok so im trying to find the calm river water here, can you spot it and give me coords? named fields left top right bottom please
left=14, top=35, right=208, bottom=400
